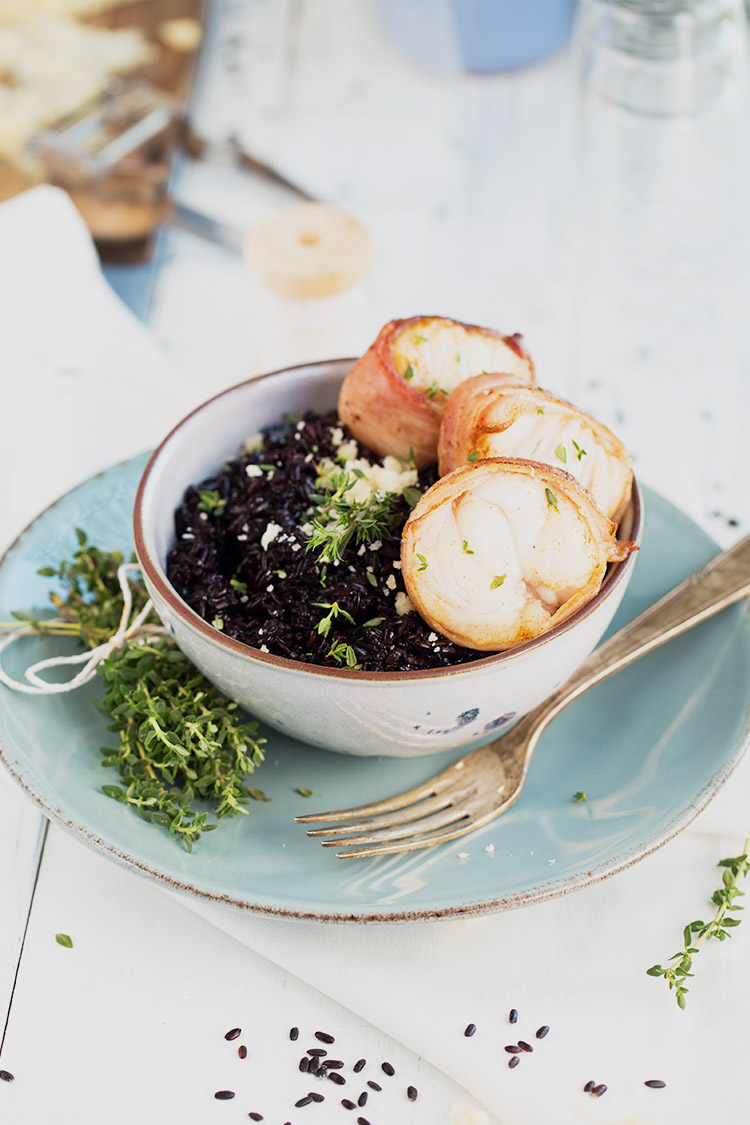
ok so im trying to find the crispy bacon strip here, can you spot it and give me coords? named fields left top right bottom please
left=401, top=458, right=635, bottom=651
left=338, top=317, right=534, bottom=467
left=439, top=374, right=633, bottom=523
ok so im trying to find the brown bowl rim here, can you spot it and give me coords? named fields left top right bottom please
left=133, top=359, right=643, bottom=682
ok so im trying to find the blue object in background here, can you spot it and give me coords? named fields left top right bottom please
left=381, top=0, right=576, bottom=75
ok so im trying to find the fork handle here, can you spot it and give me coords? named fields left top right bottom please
left=535, top=533, right=750, bottom=728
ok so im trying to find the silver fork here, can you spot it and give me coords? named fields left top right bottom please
left=296, top=535, right=750, bottom=858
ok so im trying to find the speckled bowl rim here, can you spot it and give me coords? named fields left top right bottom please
left=133, top=358, right=643, bottom=682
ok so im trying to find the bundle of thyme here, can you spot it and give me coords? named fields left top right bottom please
left=647, top=841, right=749, bottom=1008
left=3, top=530, right=266, bottom=851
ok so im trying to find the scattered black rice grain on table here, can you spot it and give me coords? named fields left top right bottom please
left=299, top=1057, right=309, bottom=1073
left=536, top=1026, right=550, bottom=1039
left=367, top=1081, right=381, bottom=1092
left=238, top=1045, right=247, bottom=1060
left=505, top=1045, right=522, bottom=1054
left=328, top=1072, right=346, bottom=1086
left=583, top=1081, right=595, bottom=1093
left=307, top=1048, right=327, bottom=1057
left=248, top=1115, right=263, bottom=1122
left=592, top=1084, right=608, bottom=1097
left=518, top=1041, right=534, bottom=1053
left=295, top=1095, right=313, bottom=1107
left=290, top=1027, right=300, bottom=1041
left=508, top=1057, right=520, bottom=1070
left=0, top=1071, right=14, bottom=1082
left=644, top=1080, right=667, bottom=1089
left=407, top=1085, right=418, bottom=1101
left=353, top=1059, right=366, bottom=1073
left=322, top=1059, right=344, bottom=1069
left=214, top=1091, right=235, bottom=1100
left=225, top=1028, right=241, bottom=1041
left=357, top=1092, right=368, bottom=1107
left=309, top=1092, right=325, bottom=1103
left=342, top=1099, right=356, bottom=1110
left=357, top=1118, right=372, bottom=1125
left=315, top=1031, right=335, bottom=1043
left=464, top=1023, right=477, bottom=1037
left=509, top=1009, right=518, bottom=1024
left=381, top=1062, right=395, bottom=1076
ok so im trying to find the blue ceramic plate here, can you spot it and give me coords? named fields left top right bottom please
left=1, top=455, right=749, bottom=922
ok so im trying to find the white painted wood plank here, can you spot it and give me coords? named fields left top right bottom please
left=1, top=825, right=491, bottom=1124
left=0, top=771, right=46, bottom=1039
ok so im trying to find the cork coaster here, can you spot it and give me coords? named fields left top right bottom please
left=243, top=202, right=371, bottom=299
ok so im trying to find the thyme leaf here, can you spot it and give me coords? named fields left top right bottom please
left=647, top=840, right=750, bottom=1009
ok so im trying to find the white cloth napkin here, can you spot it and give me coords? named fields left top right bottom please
left=2, top=186, right=749, bottom=1124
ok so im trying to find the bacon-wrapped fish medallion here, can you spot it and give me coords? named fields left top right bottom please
left=338, top=316, right=534, bottom=467
left=439, top=374, right=633, bottom=523
left=401, top=458, right=634, bottom=651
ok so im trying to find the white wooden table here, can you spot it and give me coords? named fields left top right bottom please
left=2, top=3, right=749, bottom=1122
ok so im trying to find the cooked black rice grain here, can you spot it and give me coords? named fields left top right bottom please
left=583, top=1081, right=595, bottom=1093
left=248, top=1115, right=263, bottom=1121
left=295, top=1095, right=313, bottom=1107
left=353, top=1059, right=366, bottom=1073
left=214, top=1091, right=235, bottom=1100
left=357, top=1092, right=368, bottom=1107
left=309, top=1092, right=325, bottom=1103
left=464, top=1023, right=477, bottom=1037
left=290, top=1027, right=299, bottom=1041
left=224, top=1028, right=241, bottom=1041
left=307, top=1048, right=327, bottom=1057
left=509, top=1009, right=518, bottom=1024
left=322, top=1060, right=344, bottom=1069
left=315, top=1031, right=335, bottom=1044
left=381, top=1062, right=395, bottom=1076
left=592, top=1084, right=608, bottom=1097
left=357, top=1119, right=371, bottom=1125
left=505, top=1045, right=522, bottom=1054
left=644, top=1080, right=666, bottom=1089
left=536, top=1026, right=550, bottom=1039
left=518, top=1041, right=533, bottom=1053
left=407, top=1085, right=418, bottom=1100
left=328, top=1072, right=346, bottom=1086
left=508, top=1057, right=520, bottom=1070
left=341, top=1099, right=356, bottom=1110
left=0, top=1071, right=14, bottom=1082
left=238, top=1045, right=247, bottom=1059
left=167, top=412, right=485, bottom=672
left=299, top=1057, right=309, bottom=1073
left=367, top=1081, right=381, bottom=1091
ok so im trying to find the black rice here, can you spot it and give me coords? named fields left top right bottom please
left=592, top=1084, right=608, bottom=1097
left=341, top=1099, right=356, bottom=1110
left=167, top=412, right=485, bottom=672
left=407, top=1085, right=418, bottom=1100
left=214, top=1091, right=235, bottom=1100
left=307, top=1048, right=327, bottom=1057
left=308, top=1092, right=325, bottom=1103
left=315, top=1031, right=335, bottom=1044
left=508, top=1056, right=520, bottom=1069
left=464, top=1023, right=477, bottom=1037
left=509, top=1009, right=518, bottom=1024
left=353, top=1059, right=366, bottom=1073
left=0, top=1071, right=14, bottom=1082
left=224, top=1028, right=241, bottom=1041
left=295, top=1095, right=313, bottom=1107
left=248, top=1115, right=263, bottom=1121
left=328, top=1072, right=346, bottom=1086
left=357, top=1092, right=368, bottom=1107
left=381, top=1062, right=395, bottom=1076
left=238, top=1045, right=247, bottom=1059
left=644, top=1079, right=666, bottom=1088
left=583, top=1081, right=595, bottom=1093
left=505, top=1045, right=522, bottom=1054
left=299, top=1057, right=309, bottom=1073
left=366, top=1081, right=381, bottom=1091
left=518, top=1041, right=533, bottom=1053
left=536, top=1026, right=549, bottom=1039
left=289, top=1027, right=299, bottom=1041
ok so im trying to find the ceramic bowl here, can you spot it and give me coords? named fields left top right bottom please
left=134, top=359, right=642, bottom=758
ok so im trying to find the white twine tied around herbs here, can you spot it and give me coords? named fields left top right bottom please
left=0, top=563, right=170, bottom=696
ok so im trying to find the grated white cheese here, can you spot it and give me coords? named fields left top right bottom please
left=330, top=426, right=345, bottom=446
left=395, top=591, right=415, bottom=616
left=385, top=574, right=397, bottom=591
left=245, top=464, right=263, bottom=478
left=260, top=522, right=282, bottom=551
left=259, top=644, right=269, bottom=653
left=392, top=561, right=401, bottom=570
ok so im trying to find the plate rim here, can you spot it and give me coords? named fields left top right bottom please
left=1, top=454, right=749, bottom=924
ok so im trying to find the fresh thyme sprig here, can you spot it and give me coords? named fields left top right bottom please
left=306, top=468, right=406, bottom=563
left=647, top=840, right=749, bottom=1009
left=6, top=530, right=267, bottom=851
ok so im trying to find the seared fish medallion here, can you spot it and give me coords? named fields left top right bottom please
left=338, top=316, right=534, bottom=467
left=439, top=374, right=633, bottom=523
left=401, top=459, right=635, bottom=651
